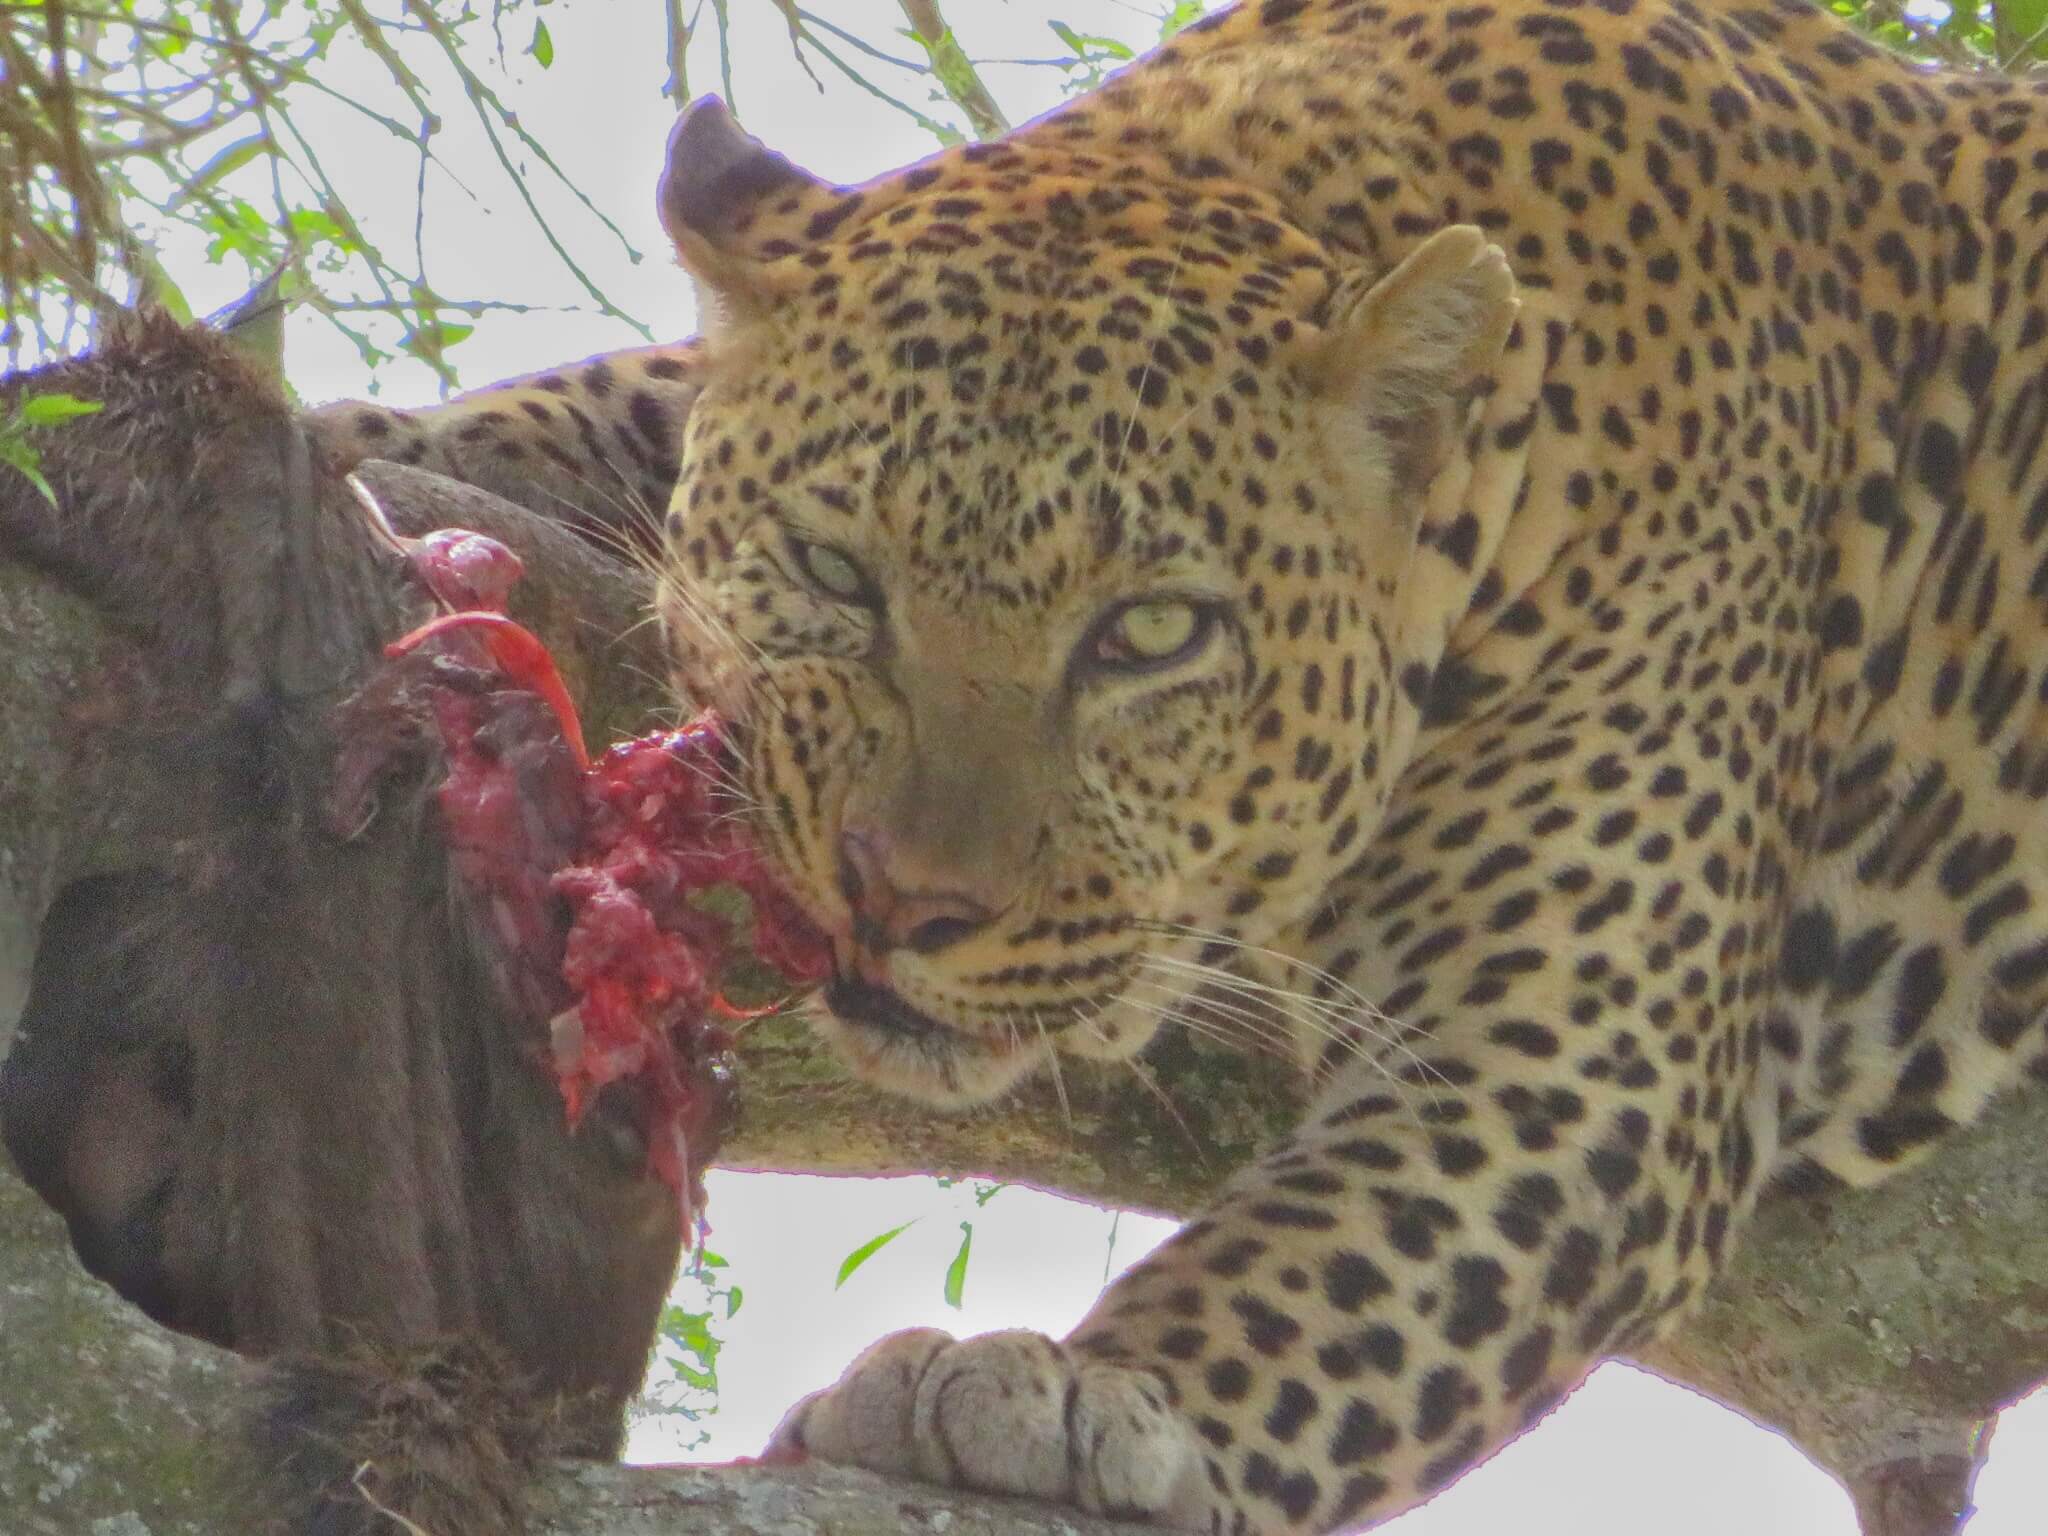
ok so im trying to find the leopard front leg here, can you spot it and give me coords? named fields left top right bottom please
left=774, top=941, right=1769, bottom=1527
left=768, top=1043, right=1728, bottom=1536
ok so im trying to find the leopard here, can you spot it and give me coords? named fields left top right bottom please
left=620, top=1, right=2048, bottom=1531
left=304, top=338, right=705, bottom=551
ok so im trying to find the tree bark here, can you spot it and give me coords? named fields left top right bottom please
left=2, top=459, right=2044, bottom=1533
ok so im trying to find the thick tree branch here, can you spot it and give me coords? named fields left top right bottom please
left=0, top=1146, right=1163, bottom=1536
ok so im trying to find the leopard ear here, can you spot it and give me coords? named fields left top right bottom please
left=657, top=97, right=824, bottom=330
left=1306, top=225, right=1518, bottom=499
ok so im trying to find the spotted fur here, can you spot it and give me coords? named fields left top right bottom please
left=422, top=2, right=2048, bottom=1528
left=304, top=340, right=705, bottom=547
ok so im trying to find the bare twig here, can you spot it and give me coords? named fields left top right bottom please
left=337, top=0, right=440, bottom=130
left=794, top=10, right=925, bottom=74
left=324, top=295, right=560, bottom=317
left=896, top=0, right=1010, bottom=138
left=42, top=2, right=108, bottom=300
left=707, top=0, right=737, bottom=111
left=768, top=17, right=961, bottom=143
left=663, top=0, right=693, bottom=107
left=89, top=109, right=243, bottom=164
left=756, top=0, right=820, bottom=93
left=400, top=0, right=653, bottom=341
left=5, top=1, right=662, bottom=378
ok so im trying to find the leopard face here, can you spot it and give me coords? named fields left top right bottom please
left=659, top=137, right=1515, bottom=1104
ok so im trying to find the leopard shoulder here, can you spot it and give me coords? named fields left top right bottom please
left=305, top=339, right=705, bottom=550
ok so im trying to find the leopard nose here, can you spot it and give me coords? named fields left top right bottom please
left=837, top=826, right=996, bottom=955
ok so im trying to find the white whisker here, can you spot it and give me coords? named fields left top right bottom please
left=1137, top=920, right=1463, bottom=1098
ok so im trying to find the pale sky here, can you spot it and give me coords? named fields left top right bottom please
left=150, top=2, right=2048, bottom=1529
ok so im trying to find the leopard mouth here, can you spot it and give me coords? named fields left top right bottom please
left=812, top=972, right=1046, bottom=1105
left=823, top=974, right=973, bottom=1045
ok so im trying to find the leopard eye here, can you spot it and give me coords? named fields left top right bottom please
left=788, top=535, right=872, bottom=603
left=1087, top=599, right=1215, bottom=672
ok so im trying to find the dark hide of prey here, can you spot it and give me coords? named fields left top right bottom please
left=0, top=313, right=682, bottom=1534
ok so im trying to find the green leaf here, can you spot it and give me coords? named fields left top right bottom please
left=19, top=393, right=104, bottom=427
left=1, top=394, right=97, bottom=505
left=0, top=439, right=57, bottom=505
left=660, top=1306, right=716, bottom=1353
left=1157, top=1, right=1207, bottom=41
left=401, top=317, right=475, bottom=361
left=943, top=1221, right=974, bottom=1309
left=529, top=17, right=554, bottom=68
left=202, top=197, right=274, bottom=265
left=285, top=206, right=352, bottom=251
left=2001, top=0, right=2048, bottom=60
left=147, top=267, right=195, bottom=325
left=1049, top=21, right=1135, bottom=60
left=835, top=1220, right=918, bottom=1288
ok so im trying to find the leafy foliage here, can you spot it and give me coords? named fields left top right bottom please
left=1830, top=0, right=2048, bottom=64
left=0, top=390, right=102, bottom=502
left=835, top=1219, right=919, bottom=1289
left=831, top=1178, right=1011, bottom=1311
left=638, top=1245, right=744, bottom=1447
left=2, top=1, right=1222, bottom=389
left=1, top=0, right=650, bottom=381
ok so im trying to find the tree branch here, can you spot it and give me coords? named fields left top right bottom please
left=0, top=1139, right=1166, bottom=1536
left=43, top=2, right=105, bottom=290
left=662, top=0, right=693, bottom=108
left=896, top=0, right=1011, bottom=139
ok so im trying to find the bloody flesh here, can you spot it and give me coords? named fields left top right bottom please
left=548, top=717, right=831, bottom=1198
left=368, top=523, right=830, bottom=1216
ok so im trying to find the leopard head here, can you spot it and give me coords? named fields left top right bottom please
left=655, top=101, right=1517, bottom=1104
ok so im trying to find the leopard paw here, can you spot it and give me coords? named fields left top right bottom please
left=767, top=1328, right=1208, bottom=1525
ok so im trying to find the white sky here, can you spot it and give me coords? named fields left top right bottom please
left=155, top=1, right=2048, bottom=1528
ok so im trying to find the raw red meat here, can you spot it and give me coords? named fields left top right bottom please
left=351, top=521, right=830, bottom=1217
left=547, top=715, right=831, bottom=1198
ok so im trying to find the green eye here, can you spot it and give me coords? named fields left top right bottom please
left=1091, top=599, right=1213, bottom=670
left=790, top=536, right=871, bottom=602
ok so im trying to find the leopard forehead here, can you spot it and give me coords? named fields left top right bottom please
left=672, top=184, right=1370, bottom=608
left=666, top=221, right=1383, bottom=765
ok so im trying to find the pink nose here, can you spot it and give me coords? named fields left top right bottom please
left=837, top=827, right=996, bottom=955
